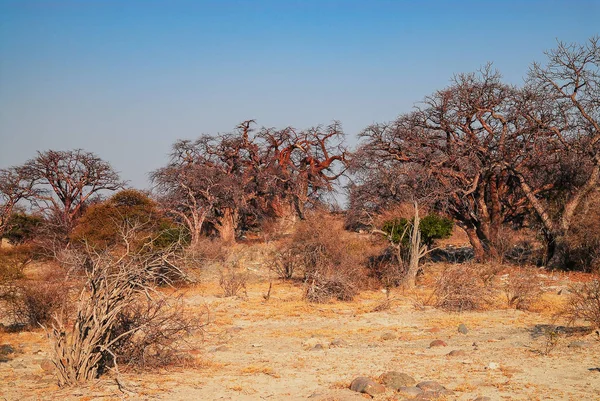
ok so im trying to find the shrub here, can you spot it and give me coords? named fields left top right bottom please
left=382, top=213, right=453, bottom=247
left=277, top=212, right=370, bottom=302
left=433, top=264, right=494, bottom=311
left=219, top=265, right=248, bottom=297
left=504, top=268, right=543, bottom=310
left=48, top=243, right=198, bottom=386
left=0, top=246, right=31, bottom=284
left=563, top=280, right=600, bottom=328
left=106, top=296, right=200, bottom=370
left=2, top=213, right=43, bottom=245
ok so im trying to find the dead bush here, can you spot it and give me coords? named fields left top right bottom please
left=281, top=212, right=372, bottom=302
left=105, top=296, right=201, bottom=370
left=433, top=264, right=494, bottom=311
left=562, top=280, right=600, bottom=328
left=504, top=268, right=543, bottom=310
left=219, top=264, right=248, bottom=297
left=48, top=222, right=198, bottom=386
left=268, top=248, right=300, bottom=280
left=304, top=269, right=358, bottom=303
left=10, top=279, right=68, bottom=328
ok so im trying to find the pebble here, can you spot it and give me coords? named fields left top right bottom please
left=458, top=323, right=469, bottom=334
left=486, top=362, right=500, bottom=370
left=447, top=349, right=466, bottom=357
left=416, top=381, right=446, bottom=392
left=429, top=340, right=447, bottom=348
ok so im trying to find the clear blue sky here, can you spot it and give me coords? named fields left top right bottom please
left=1, top=0, right=598, bottom=189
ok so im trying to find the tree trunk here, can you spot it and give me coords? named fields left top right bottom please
left=402, top=202, right=422, bottom=289
left=216, top=207, right=238, bottom=243
left=464, top=225, right=486, bottom=262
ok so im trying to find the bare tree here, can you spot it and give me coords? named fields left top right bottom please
left=153, top=121, right=348, bottom=243
left=511, top=37, right=600, bottom=267
left=356, top=67, right=525, bottom=261
left=0, top=167, right=36, bottom=239
left=18, top=149, right=125, bottom=231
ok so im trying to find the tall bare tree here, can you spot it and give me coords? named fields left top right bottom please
left=511, top=37, right=600, bottom=266
left=0, top=167, right=37, bottom=238
left=18, top=149, right=125, bottom=231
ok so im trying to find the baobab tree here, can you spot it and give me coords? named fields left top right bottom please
left=0, top=167, right=37, bottom=239
left=510, top=37, right=600, bottom=267
left=17, top=149, right=125, bottom=231
left=356, top=67, right=525, bottom=261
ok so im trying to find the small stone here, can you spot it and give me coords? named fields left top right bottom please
left=311, top=344, right=325, bottom=351
left=568, top=341, right=590, bottom=348
left=426, top=327, right=441, bottom=333
left=330, top=338, right=348, bottom=347
left=429, top=340, right=447, bottom=348
left=40, top=359, right=54, bottom=372
left=379, top=371, right=416, bottom=389
left=302, top=338, right=329, bottom=350
left=447, top=349, right=466, bottom=357
left=397, top=386, right=424, bottom=397
left=381, top=331, right=397, bottom=341
left=486, top=362, right=500, bottom=370
left=0, top=344, right=15, bottom=355
left=472, top=397, right=492, bottom=401
left=458, top=323, right=469, bottom=334
left=416, top=381, right=446, bottom=392
left=350, top=377, right=386, bottom=396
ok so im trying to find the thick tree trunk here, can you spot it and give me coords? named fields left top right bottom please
left=464, top=225, right=487, bottom=262
left=216, top=207, right=238, bottom=243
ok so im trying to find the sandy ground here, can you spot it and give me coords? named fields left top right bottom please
left=1, top=255, right=600, bottom=401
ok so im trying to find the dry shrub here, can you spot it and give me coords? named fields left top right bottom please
left=279, top=212, right=371, bottom=302
left=268, top=247, right=299, bottom=280
left=504, top=268, right=543, bottom=310
left=0, top=246, right=32, bottom=283
left=107, top=296, right=201, bottom=370
left=433, top=264, right=494, bottom=311
left=562, top=279, right=600, bottom=328
left=48, top=223, right=200, bottom=386
left=185, top=238, right=227, bottom=266
left=219, top=264, right=248, bottom=297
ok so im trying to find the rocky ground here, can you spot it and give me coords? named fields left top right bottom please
left=1, top=260, right=599, bottom=401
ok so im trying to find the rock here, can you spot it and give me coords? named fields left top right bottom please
left=381, top=331, right=398, bottom=341
left=311, top=344, right=325, bottom=351
left=429, top=340, right=447, bottom=348
left=330, top=338, right=348, bottom=347
left=447, top=349, right=466, bottom=357
left=568, top=341, right=591, bottom=348
left=0, top=344, right=15, bottom=355
left=40, top=359, right=54, bottom=372
left=397, top=386, right=424, bottom=397
left=472, top=397, right=492, bottom=401
left=349, top=377, right=386, bottom=396
left=426, top=327, right=441, bottom=333
left=486, top=362, right=500, bottom=370
left=416, top=381, right=446, bottom=392
left=379, top=371, right=416, bottom=389
left=458, top=323, right=469, bottom=334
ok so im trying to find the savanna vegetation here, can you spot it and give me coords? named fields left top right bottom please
left=1, top=38, right=599, bottom=400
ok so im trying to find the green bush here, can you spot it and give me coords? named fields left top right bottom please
left=382, top=213, right=453, bottom=247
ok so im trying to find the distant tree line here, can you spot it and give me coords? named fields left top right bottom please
left=1, top=37, right=599, bottom=270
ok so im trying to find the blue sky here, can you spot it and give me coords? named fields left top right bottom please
left=1, top=0, right=598, bottom=189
